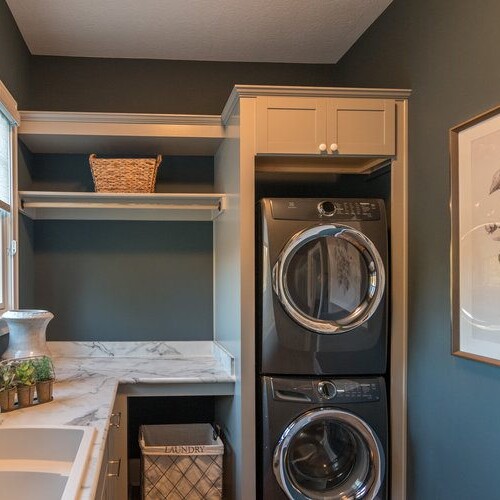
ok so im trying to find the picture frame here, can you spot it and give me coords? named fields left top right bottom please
left=450, top=105, right=500, bottom=366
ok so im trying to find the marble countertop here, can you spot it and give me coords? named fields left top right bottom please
left=0, top=341, right=235, bottom=500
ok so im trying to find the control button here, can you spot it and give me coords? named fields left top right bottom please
left=317, top=201, right=336, bottom=217
left=318, top=381, right=337, bottom=399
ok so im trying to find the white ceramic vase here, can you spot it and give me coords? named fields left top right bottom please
left=1, top=309, right=53, bottom=359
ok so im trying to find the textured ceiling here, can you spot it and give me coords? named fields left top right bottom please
left=6, top=0, right=392, bottom=64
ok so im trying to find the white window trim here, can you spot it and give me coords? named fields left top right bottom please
left=0, top=81, right=20, bottom=125
left=0, top=81, right=19, bottom=335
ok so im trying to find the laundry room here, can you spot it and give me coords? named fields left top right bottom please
left=1, top=1, right=500, bottom=500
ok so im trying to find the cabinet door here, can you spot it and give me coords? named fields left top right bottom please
left=95, top=439, right=109, bottom=500
left=256, top=96, right=327, bottom=154
left=107, top=394, right=128, bottom=500
left=327, top=98, right=396, bottom=155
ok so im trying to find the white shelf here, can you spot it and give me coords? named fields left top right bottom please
left=19, top=191, right=226, bottom=221
left=19, top=111, right=225, bottom=156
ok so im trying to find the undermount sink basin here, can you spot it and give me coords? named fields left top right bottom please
left=0, top=425, right=95, bottom=500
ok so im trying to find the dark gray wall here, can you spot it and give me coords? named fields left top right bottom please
left=0, top=0, right=30, bottom=106
left=20, top=154, right=214, bottom=193
left=16, top=45, right=337, bottom=343
left=28, top=56, right=334, bottom=114
left=18, top=152, right=215, bottom=341
left=33, top=220, right=213, bottom=341
left=333, top=1, right=500, bottom=498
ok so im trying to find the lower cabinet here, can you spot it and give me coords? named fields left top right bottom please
left=95, top=439, right=110, bottom=500
left=96, top=394, right=128, bottom=500
left=94, top=390, right=230, bottom=499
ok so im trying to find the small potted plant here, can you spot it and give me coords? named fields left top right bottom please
left=15, top=359, right=36, bottom=407
left=0, top=362, right=16, bottom=411
left=34, top=356, right=55, bottom=404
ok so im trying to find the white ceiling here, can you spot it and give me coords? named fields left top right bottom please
left=6, top=0, right=392, bottom=64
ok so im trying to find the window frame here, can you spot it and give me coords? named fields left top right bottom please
left=0, top=81, right=20, bottom=332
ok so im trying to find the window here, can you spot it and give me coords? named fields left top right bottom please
left=0, top=81, right=19, bottom=318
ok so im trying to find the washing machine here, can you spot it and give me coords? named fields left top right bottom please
left=257, top=198, right=388, bottom=376
left=259, top=375, right=387, bottom=500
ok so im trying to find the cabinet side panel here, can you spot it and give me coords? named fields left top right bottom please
left=390, top=99, right=409, bottom=500
left=238, top=98, right=256, bottom=500
left=214, top=102, right=242, bottom=500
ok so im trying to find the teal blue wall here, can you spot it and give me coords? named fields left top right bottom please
left=333, top=1, right=500, bottom=498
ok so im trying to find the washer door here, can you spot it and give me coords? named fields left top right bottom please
left=272, top=224, right=385, bottom=334
left=273, top=409, right=384, bottom=500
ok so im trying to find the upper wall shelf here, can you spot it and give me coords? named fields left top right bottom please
left=18, top=111, right=225, bottom=156
left=19, top=191, right=226, bottom=221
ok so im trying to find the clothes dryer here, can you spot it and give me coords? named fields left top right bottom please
left=257, top=198, right=388, bottom=375
left=259, top=375, right=388, bottom=500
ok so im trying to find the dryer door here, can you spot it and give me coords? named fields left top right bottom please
left=272, top=224, right=385, bottom=334
left=273, top=408, right=384, bottom=500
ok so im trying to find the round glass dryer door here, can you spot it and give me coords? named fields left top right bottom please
left=272, top=224, right=385, bottom=334
left=273, top=409, right=384, bottom=500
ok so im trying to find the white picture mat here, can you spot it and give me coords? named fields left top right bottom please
left=458, top=113, right=500, bottom=359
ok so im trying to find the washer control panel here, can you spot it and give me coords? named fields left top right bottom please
left=270, top=377, right=382, bottom=404
left=317, top=379, right=381, bottom=403
left=270, top=198, right=381, bottom=221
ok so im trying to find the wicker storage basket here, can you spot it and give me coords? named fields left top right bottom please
left=140, top=424, right=223, bottom=500
left=89, top=154, right=162, bottom=193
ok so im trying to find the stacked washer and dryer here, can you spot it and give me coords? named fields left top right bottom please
left=257, top=198, right=389, bottom=500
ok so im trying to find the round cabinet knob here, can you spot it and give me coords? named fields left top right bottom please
left=318, top=381, right=337, bottom=399
left=330, top=143, right=339, bottom=152
left=317, top=200, right=336, bottom=217
left=319, top=143, right=327, bottom=152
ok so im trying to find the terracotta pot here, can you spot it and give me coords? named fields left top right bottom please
left=17, top=385, right=35, bottom=407
left=0, top=387, right=16, bottom=411
left=36, top=379, right=54, bottom=404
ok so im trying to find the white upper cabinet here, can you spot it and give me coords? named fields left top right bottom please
left=326, top=98, right=395, bottom=156
left=256, top=96, right=396, bottom=156
left=256, top=96, right=327, bottom=154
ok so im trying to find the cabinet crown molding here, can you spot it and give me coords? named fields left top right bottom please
left=221, top=85, right=412, bottom=124
left=19, top=111, right=222, bottom=126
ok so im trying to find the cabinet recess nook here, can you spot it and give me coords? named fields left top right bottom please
left=16, top=85, right=409, bottom=500
left=18, top=111, right=226, bottom=221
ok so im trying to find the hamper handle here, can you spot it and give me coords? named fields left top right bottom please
left=155, top=155, right=162, bottom=167
left=213, top=423, right=222, bottom=441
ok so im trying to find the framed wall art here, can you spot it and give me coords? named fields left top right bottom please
left=450, top=105, right=500, bottom=365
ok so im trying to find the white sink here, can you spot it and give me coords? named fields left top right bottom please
left=0, top=425, right=95, bottom=500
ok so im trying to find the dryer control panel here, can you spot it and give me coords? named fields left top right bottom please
left=270, top=198, right=381, bottom=221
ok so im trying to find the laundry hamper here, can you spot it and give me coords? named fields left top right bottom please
left=89, top=154, right=162, bottom=193
left=139, top=423, right=223, bottom=500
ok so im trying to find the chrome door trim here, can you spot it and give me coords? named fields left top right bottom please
left=272, top=224, right=385, bottom=334
left=273, top=408, right=384, bottom=500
